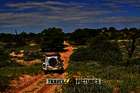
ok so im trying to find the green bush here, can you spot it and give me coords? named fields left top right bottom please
left=0, top=75, right=11, bottom=92
left=41, top=27, right=65, bottom=52
left=71, top=40, right=123, bottom=65
left=129, top=58, right=140, bottom=65
left=120, top=79, right=140, bottom=93
left=70, top=48, right=94, bottom=61
left=0, top=46, right=11, bottom=67
left=24, top=51, right=42, bottom=61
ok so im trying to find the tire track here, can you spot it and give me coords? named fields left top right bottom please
left=37, top=43, right=73, bottom=93
left=9, top=42, right=73, bottom=93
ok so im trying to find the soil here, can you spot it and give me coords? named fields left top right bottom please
left=9, top=42, right=73, bottom=93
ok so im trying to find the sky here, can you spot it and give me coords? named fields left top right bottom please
left=0, top=0, right=140, bottom=33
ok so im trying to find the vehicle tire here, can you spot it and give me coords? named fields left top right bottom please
left=44, top=70, right=49, bottom=74
left=58, top=69, right=64, bottom=74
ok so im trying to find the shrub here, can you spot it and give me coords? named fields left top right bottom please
left=129, top=58, right=140, bottom=65
left=41, top=28, right=65, bottom=52
left=71, top=40, right=123, bottom=65
left=70, top=48, right=94, bottom=61
left=24, top=51, right=42, bottom=61
left=0, top=46, right=10, bottom=67
left=120, top=79, right=140, bottom=93
left=0, top=75, right=11, bottom=92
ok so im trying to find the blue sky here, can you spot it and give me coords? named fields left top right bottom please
left=0, top=0, right=140, bottom=33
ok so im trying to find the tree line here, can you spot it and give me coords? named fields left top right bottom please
left=0, top=27, right=140, bottom=53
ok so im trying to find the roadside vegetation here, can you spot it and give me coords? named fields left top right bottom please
left=0, top=45, right=42, bottom=91
left=0, top=64, right=41, bottom=91
left=61, top=28, right=140, bottom=93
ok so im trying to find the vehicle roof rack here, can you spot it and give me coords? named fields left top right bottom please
left=44, top=52, right=59, bottom=56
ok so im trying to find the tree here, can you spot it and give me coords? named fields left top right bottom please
left=13, top=31, right=27, bottom=47
left=126, top=28, right=140, bottom=58
left=0, top=46, right=10, bottom=67
left=88, top=34, right=123, bottom=65
left=69, top=28, right=100, bottom=45
left=121, top=28, right=140, bottom=65
left=41, top=27, right=65, bottom=52
left=71, top=34, right=123, bottom=65
left=0, top=33, right=15, bottom=42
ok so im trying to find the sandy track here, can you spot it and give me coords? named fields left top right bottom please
left=37, top=44, right=73, bottom=93
left=10, top=42, right=73, bottom=93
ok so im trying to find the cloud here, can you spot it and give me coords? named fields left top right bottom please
left=102, top=0, right=140, bottom=8
left=3, top=1, right=112, bottom=23
left=0, top=0, right=139, bottom=31
left=6, top=1, right=87, bottom=10
left=76, top=16, right=140, bottom=25
left=0, top=12, right=48, bottom=28
left=96, top=16, right=140, bottom=24
left=102, top=0, right=140, bottom=4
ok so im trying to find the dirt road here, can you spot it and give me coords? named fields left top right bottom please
left=11, top=42, right=73, bottom=93
left=37, top=43, right=73, bottom=93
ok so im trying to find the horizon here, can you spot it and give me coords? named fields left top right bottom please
left=0, top=0, right=140, bottom=33
left=0, top=27, right=140, bottom=34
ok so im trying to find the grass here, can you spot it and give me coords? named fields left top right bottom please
left=60, top=83, right=112, bottom=93
left=68, top=61, right=140, bottom=80
left=66, top=60, right=140, bottom=93
left=15, top=44, right=41, bottom=51
left=0, top=64, right=42, bottom=77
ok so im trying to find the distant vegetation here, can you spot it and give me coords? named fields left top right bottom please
left=0, top=27, right=65, bottom=52
left=71, top=35, right=123, bottom=65
left=40, top=28, right=65, bottom=52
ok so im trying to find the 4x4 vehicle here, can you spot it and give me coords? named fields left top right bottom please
left=42, top=52, right=64, bottom=74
